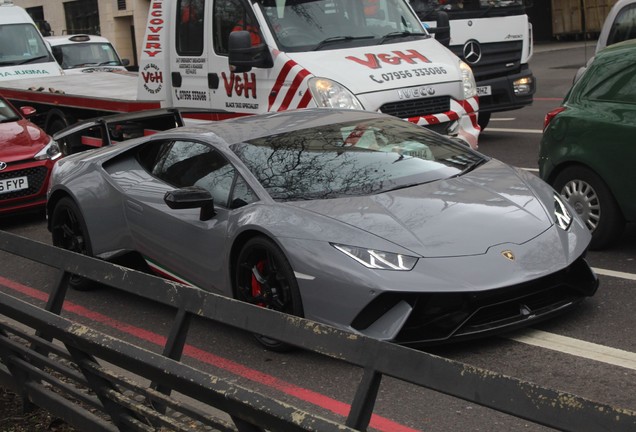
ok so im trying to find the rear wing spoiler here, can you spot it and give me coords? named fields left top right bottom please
left=53, top=108, right=224, bottom=153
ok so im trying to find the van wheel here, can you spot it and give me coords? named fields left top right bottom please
left=478, top=112, right=491, bottom=130
left=553, top=166, right=624, bottom=250
left=235, top=236, right=303, bottom=352
left=50, top=197, right=95, bottom=290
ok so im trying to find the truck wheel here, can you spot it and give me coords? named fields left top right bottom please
left=235, top=236, right=304, bottom=352
left=553, top=166, right=624, bottom=250
left=478, top=112, right=491, bottom=130
left=50, top=197, right=95, bottom=290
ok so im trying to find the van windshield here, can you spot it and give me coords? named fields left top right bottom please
left=0, top=24, right=53, bottom=66
left=257, top=0, right=429, bottom=51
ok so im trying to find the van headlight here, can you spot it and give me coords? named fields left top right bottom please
left=459, top=61, right=477, bottom=99
left=308, top=78, right=364, bottom=110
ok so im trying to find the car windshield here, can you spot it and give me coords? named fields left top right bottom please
left=51, top=42, right=122, bottom=69
left=257, top=0, right=428, bottom=51
left=0, top=98, right=20, bottom=123
left=0, top=24, right=53, bottom=66
left=231, top=117, right=485, bottom=201
left=411, top=0, right=527, bottom=20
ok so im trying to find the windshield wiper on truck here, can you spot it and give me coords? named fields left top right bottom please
left=380, top=31, right=430, bottom=44
left=313, top=35, right=375, bottom=51
left=17, top=55, right=50, bottom=65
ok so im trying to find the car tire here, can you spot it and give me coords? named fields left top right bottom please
left=50, top=197, right=95, bottom=290
left=478, top=112, right=491, bottom=131
left=235, top=236, right=304, bottom=352
left=553, top=166, right=624, bottom=250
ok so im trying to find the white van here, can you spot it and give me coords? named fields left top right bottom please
left=575, top=0, right=636, bottom=82
left=46, top=34, right=130, bottom=74
left=0, top=0, right=62, bottom=81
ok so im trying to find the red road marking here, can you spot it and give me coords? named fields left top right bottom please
left=0, top=275, right=421, bottom=432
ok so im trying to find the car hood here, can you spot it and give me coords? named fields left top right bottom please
left=288, top=160, right=553, bottom=257
left=0, top=119, right=50, bottom=162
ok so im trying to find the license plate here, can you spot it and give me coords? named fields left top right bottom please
left=0, top=176, right=29, bottom=194
left=477, top=86, right=492, bottom=96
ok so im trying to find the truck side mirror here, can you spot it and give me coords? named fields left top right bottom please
left=228, top=30, right=273, bottom=73
left=428, top=11, right=450, bottom=48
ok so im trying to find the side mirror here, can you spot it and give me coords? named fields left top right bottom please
left=428, top=11, right=450, bottom=47
left=228, top=30, right=273, bottom=73
left=20, top=106, right=37, bottom=118
left=121, top=58, right=131, bottom=67
left=164, top=187, right=216, bottom=221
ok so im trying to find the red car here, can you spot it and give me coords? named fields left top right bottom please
left=0, top=95, right=61, bottom=214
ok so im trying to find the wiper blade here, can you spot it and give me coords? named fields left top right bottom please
left=454, top=158, right=487, bottom=177
left=313, top=35, right=374, bottom=51
left=17, top=55, right=49, bottom=65
left=380, top=31, right=429, bottom=44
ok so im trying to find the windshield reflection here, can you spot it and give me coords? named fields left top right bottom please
left=231, top=117, right=485, bottom=201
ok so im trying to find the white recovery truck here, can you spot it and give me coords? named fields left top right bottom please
left=0, top=0, right=481, bottom=150
left=414, top=0, right=535, bottom=129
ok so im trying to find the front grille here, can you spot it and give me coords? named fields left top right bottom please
left=379, top=96, right=450, bottom=119
left=451, top=41, right=523, bottom=81
left=352, top=256, right=597, bottom=345
left=0, top=166, right=48, bottom=200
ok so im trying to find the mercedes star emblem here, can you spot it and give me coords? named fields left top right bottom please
left=463, top=40, right=482, bottom=65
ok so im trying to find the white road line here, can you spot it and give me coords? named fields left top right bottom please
left=509, top=329, right=636, bottom=371
left=509, top=268, right=636, bottom=369
left=593, top=267, right=636, bottom=281
left=486, top=127, right=543, bottom=134
left=521, top=167, right=539, bottom=172
left=491, top=117, right=517, bottom=122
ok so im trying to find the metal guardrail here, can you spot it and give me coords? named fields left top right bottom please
left=0, top=229, right=635, bottom=431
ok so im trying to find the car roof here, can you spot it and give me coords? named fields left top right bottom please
left=172, top=109, right=392, bottom=146
left=45, top=34, right=112, bottom=46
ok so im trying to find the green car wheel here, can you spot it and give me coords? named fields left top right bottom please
left=553, top=166, right=624, bottom=250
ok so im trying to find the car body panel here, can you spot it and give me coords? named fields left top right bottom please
left=49, top=108, right=596, bottom=344
left=0, top=95, right=59, bottom=213
left=540, top=40, right=636, bottom=225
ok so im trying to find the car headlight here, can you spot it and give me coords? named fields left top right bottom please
left=308, top=77, right=364, bottom=110
left=554, top=193, right=572, bottom=231
left=332, top=243, right=418, bottom=271
left=459, top=60, right=477, bottom=99
left=34, top=137, right=62, bottom=161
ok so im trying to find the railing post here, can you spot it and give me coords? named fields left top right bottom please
left=346, top=366, right=383, bottom=431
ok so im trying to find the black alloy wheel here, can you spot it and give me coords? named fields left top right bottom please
left=235, top=236, right=304, bottom=352
left=50, top=197, right=95, bottom=290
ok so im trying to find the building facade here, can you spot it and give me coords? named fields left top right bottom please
left=14, top=0, right=151, bottom=69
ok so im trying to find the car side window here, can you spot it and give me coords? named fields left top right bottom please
left=141, top=140, right=257, bottom=209
left=608, top=4, right=636, bottom=47
left=177, top=0, right=205, bottom=56
left=213, top=0, right=262, bottom=55
left=585, top=62, right=636, bottom=104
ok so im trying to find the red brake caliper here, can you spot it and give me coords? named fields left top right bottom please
left=251, top=260, right=266, bottom=307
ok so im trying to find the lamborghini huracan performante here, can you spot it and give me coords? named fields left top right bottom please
left=47, top=109, right=598, bottom=350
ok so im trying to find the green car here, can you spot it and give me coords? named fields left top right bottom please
left=539, top=39, right=636, bottom=250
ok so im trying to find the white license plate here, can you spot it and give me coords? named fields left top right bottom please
left=0, top=176, right=29, bottom=194
left=477, top=86, right=492, bottom=96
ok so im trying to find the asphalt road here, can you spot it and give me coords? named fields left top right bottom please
left=2, top=41, right=636, bottom=431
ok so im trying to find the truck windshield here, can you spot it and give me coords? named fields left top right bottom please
left=411, top=0, right=528, bottom=20
left=0, top=24, right=53, bottom=66
left=257, top=0, right=429, bottom=51
left=51, top=43, right=123, bottom=69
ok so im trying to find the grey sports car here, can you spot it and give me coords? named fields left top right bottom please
left=47, top=108, right=598, bottom=349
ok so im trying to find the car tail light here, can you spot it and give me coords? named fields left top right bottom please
left=544, top=106, right=567, bottom=130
